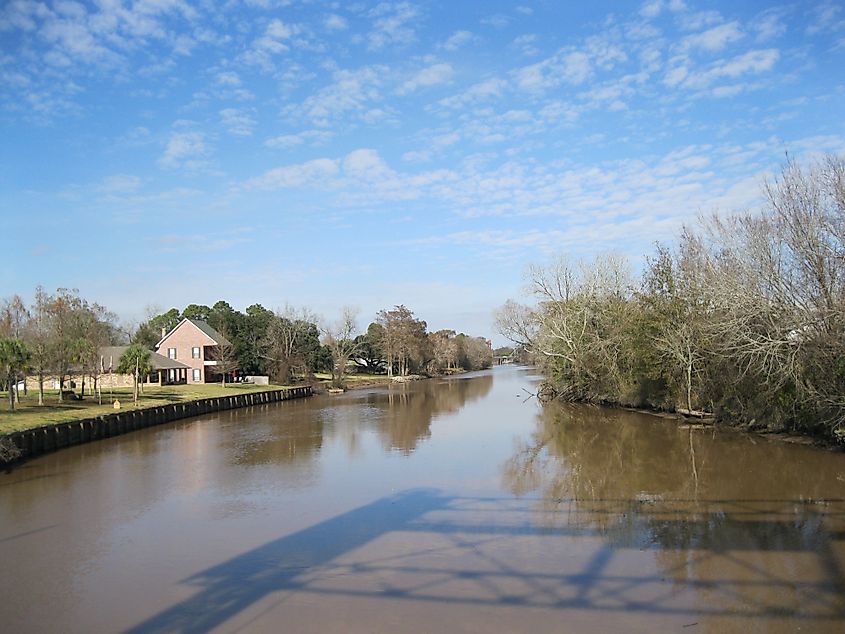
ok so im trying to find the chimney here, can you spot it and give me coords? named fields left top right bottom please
left=161, top=327, right=167, bottom=339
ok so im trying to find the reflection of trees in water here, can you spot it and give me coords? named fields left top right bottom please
left=229, top=403, right=324, bottom=471
left=504, top=400, right=844, bottom=506
left=501, top=401, right=845, bottom=591
left=374, top=374, right=494, bottom=454
left=328, top=374, right=495, bottom=455
left=503, top=403, right=701, bottom=511
left=229, top=374, right=494, bottom=471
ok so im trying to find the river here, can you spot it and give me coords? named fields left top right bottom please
left=1, top=366, right=844, bottom=633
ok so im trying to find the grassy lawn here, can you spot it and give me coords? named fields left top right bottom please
left=0, top=383, right=287, bottom=435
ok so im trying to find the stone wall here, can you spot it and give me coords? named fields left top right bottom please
left=3, top=386, right=312, bottom=462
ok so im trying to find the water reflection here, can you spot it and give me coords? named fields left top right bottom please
left=502, top=401, right=845, bottom=626
left=369, top=374, right=493, bottom=453
left=227, top=374, right=493, bottom=472
left=229, top=403, right=325, bottom=467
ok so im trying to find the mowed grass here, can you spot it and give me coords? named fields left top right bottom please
left=0, top=383, right=287, bottom=435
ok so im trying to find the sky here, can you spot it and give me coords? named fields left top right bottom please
left=1, top=0, right=844, bottom=343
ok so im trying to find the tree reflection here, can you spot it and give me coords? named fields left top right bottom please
left=501, top=400, right=845, bottom=613
left=319, top=374, right=495, bottom=455
left=229, top=403, right=324, bottom=469
left=371, top=374, right=493, bottom=454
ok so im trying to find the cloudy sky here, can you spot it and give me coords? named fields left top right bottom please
left=2, top=0, right=844, bottom=340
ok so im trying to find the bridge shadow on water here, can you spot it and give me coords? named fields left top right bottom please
left=128, top=489, right=845, bottom=633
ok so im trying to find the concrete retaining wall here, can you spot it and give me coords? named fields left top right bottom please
left=4, top=386, right=312, bottom=462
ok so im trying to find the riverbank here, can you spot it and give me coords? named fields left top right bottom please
left=315, top=369, right=473, bottom=393
left=614, top=401, right=845, bottom=451
left=0, top=383, right=292, bottom=436
left=0, top=384, right=312, bottom=464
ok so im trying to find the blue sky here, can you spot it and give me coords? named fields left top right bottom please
left=2, top=0, right=844, bottom=341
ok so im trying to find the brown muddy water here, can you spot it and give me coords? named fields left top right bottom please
left=1, top=366, right=844, bottom=633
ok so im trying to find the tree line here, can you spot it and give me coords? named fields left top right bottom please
left=497, top=154, right=845, bottom=443
left=0, top=290, right=492, bottom=409
left=0, top=288, right=119, bottom=409
left=131, top=302, right=492, bottom=387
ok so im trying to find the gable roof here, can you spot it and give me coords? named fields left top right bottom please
left=99, top=346, right=190, bottom=371
left=188, top=319, right=231, bottom=346
left=155, top=318, right=232, bottom=349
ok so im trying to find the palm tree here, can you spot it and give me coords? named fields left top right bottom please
left=117, top=344, right=152, bottom=404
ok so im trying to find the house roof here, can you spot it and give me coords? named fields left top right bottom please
left=99, top=346, right=190, bottom=371
left=187, top=318, right=231, bottom=347
left=155, top=318, right=232, bottom=349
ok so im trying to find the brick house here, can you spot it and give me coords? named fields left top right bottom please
left=155, top=318, right=232, bottom=384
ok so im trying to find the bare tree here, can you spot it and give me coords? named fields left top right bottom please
left=211, top=326, right=240, bottom=387
left=375, top=305, right=428, bottom=377
left=262, top=304, right=318, bottom=384
left=321, top=307, right=361, bottom=388
left=1, top=295, right=30, bottom=402
left=24, top=287, right=51, bottom=405
left=430, top=329, right=458, bottom=372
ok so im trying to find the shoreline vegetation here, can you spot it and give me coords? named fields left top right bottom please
left=498, top=154, right=845, bottom=446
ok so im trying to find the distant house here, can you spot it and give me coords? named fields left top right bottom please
left=155, top=318, right=232, bottom=384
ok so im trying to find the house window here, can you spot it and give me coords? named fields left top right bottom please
left=168, top=348, right=177, bottom=359
left=192, top=369, right=201, bottom=382
left=192, top=347, right=201, bottom=359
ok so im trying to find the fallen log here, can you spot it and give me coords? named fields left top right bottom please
left=677, top=407, right=713, bottom=418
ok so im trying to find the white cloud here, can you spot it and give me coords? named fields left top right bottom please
left=640, top=1, right=663, bottom=19
left=481, top=14, right=509, bottom=29
left=436, top=77, right=508, bottom=109
left=397, top=62, right=454, bottom=95
left=515, top=50, right=591, bottom=92
left=402, top=150, right=432, bottom=163
left=215, top=71, right=241, bottom=86
left=753, top=10, right=787, bottom=42
left=159, top=131, right=208, bottom=169
left=685, top=49, right=779, bottom=88
left=442, top=30, right=474, bottom=51
left=245, top=158, right=340, bottom=190
left=97, top=174, right=141, bottom=194
left=242, top=18, right=301, bottom=69
left=342, top=148, right=392, bottom=181
left=807, top=3, right=844, bottom=35
left=513, top=34, right=540, bottom=56
left=682, top=22, right=743, bottom=52
left=324, top=14, right=348, bottom=31
left=220, top=108, right=256, bottom=136
left=285, top=66, right=387, bottom=126
left=368, top=2, right=419, bottom=50
left=665, top=49, right=779, bottom=91
left=678, top=10, right=724, bottom=31
left=265, top=129, right=332, bottom=149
